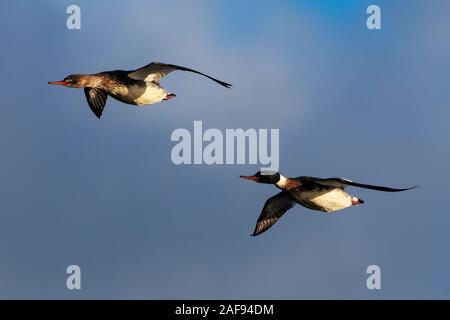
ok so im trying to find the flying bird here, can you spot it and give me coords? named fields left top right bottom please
left=240, top=171, right=418, bottom=236
left=48, top=62, right=232, bottom=118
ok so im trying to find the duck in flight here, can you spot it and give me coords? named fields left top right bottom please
left=240, top=171, right=419, bottom=236
left=48, top=62, right=232, bottom=118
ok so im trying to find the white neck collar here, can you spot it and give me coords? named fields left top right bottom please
left=276, top=175, right=288, bottom=188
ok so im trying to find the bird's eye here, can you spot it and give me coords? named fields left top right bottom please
left=65, top=77, right=73, bottom=82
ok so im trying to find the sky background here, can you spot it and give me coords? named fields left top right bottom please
left=0, top=0, right=449, bottom=299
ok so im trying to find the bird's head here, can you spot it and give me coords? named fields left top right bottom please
left=240, top=171, right=281, bottom=184
left=48, top=74, right=85, bottom=88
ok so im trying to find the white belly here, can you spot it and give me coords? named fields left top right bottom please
left=109, top=83, right=168, bottom=106
left=303, top=188, right=353, bottom=212
left=132, top=84, right=168, bottom=106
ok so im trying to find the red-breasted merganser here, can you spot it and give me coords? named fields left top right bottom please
left=48, top=62, right=232, bottom=118
left=240, top=171, right=418, bottom=236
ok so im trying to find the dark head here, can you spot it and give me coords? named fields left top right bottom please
left=240, top=171, right=280, bottom=184
left=48, top=74, right=86, bottom=88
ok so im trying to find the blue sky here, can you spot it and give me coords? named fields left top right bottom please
left=0, top=0, right=449, bottom=299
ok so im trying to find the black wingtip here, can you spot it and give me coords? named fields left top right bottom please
left=169, top=63, right=233, bottom=89
left=388, top=185, right=420, bottom=192
left=215, top=80, right=232, bottom=89
left=400, top=184, right=420, bottom=191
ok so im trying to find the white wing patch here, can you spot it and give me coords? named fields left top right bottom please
left=128, top=63, right=178, bottom=83
left=128, top=62, right=232, bottom=88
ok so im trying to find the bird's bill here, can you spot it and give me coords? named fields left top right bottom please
left=240, top=175, right=259, bottom=182
left=48, top=80, right=70, bottom=86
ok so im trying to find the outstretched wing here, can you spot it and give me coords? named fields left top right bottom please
left=252, top=191, right=296, bottom=237
left=315, top=177, right=419, bottom=192
left=128, top=62, right=232, bottom=88
left=84, top=88, right=108, bottom=118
